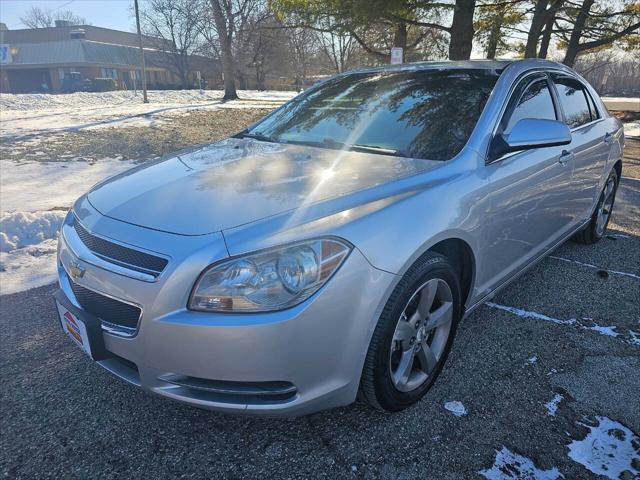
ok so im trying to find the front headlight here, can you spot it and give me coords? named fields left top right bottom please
left=189, top=238, right=352, bottom=312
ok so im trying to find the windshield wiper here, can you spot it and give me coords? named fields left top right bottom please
left=279, top=138, right=408, bottom=157
left=349, top=144, right=407, bottom=157
left=234, top=131, right=277, bottom=143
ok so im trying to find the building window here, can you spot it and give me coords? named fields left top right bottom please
left=101, top=68, right=118, bottom=80
left=58, top=68, right=66, bottom=81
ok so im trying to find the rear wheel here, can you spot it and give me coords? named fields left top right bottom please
left=359, top=252, right=461, bottom=411
left=573, top=169, right=619, bottom=245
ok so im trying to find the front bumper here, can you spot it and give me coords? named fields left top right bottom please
left=57, top=206, right=396, bottom=416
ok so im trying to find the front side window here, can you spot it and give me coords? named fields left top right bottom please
left=552, top=75, right=592, bottom=129
left=503, top=78, right=557, bottom=133
left=248, top=69, right=500, bottom=161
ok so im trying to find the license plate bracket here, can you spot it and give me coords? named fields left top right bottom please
left=55, top=289, right=111, bottom=361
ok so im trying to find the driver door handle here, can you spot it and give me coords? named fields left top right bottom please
left=559, top=150, right=574, bottom=166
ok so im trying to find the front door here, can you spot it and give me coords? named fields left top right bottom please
left=476, top=74, right=575, bottom=296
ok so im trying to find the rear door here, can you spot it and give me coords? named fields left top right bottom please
left=549, top=74, right=610, bottom=223
left=479, top=73, right=575, bottom=294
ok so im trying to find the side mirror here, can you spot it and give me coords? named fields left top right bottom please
left=490, top=118, right=571, bottom=160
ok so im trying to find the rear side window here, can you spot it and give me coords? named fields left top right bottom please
left=503, top=79, right=557, bottom=133
left=585, top=90, right=600, bottom=121
left=552, top=76, right=592, bottom=128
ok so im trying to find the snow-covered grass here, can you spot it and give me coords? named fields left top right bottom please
left=0, top=158, right=135, bottom=212
left=0, top=89, right=296, bottom=137
left=0, top=89, right=296, bottom=112
left=0, top=159, right=137, bottom=295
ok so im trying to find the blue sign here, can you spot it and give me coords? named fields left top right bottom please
left=0, top=44, right=12, bottom=64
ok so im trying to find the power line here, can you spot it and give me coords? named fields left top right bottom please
left=51, top=0, right=76, bottom=14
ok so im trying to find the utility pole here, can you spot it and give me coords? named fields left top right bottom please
left=134, top=0, right=148, bottom=103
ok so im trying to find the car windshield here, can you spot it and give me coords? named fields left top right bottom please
left=245, top=69, right=500, bottom=161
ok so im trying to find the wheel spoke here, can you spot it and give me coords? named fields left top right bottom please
left=393, top=320, right=415, bottom=342
left=424, top=301, right=453, bottom=331
left=417, top=280, right=438, bottom=317
left=605, top=180, right=614, bottom=199
left=416, top=343, right=438, bottom=374
left=393, top=349, right=415, bottom=388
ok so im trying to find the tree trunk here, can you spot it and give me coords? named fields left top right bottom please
left=209, top=0, right=237, bottom=100
left=524, top=0, right=550, bottom=58
left=485, top=21, right=501, bottom=59
left=538, top=0, right=564, bottom=58
left=394, top=22, right=407, bottom=61
left=563, top=0, right=595, bottom=67
left=221, top=42, right=237, bottom=99
left=449, top=0, right=476, bottom=60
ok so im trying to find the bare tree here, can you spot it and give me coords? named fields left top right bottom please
left=21, top=7, right=87, bottom=28
left=142, top=0, right=201, bottom=88
left=21, top=7, right=53, bottom=28
left=198, top=0, right=264, bottom=99
left=315, top=18, right=359, bottom=73
left=288, top=26, right=318, bottom=90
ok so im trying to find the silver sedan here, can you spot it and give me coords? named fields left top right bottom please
left=55, top=59, right=624, bottom=416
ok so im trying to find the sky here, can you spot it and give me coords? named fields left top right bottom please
left=0, top=0, right=139, bottom=31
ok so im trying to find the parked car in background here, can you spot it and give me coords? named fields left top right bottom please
left=62, top=71, right=93, bottom=93
left=55, top=59, right=623, bottom=416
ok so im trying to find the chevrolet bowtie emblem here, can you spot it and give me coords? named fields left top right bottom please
left=69, top=261, right=85, bottom=280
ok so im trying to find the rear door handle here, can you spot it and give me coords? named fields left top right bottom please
left=559, top=150, right=574, bottom=166
left=603, top=132, right=614, bottom=144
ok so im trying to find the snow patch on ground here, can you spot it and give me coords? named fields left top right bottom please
left=0, top=211, right=65, bottom=250
left=549, top=255, right=640, bottom=280
left=444, top=401, right=467, bottom=417
left=526, top=355, right=538, bottom=365
left=623, top=121, right=639, bottom=139
left=486, top=303, right=633, bottom=344
left=584, top=323, right=619, bottom=337
left=629, top=330, right=640, bottom=346
left=480, top=447, right=562, bottom=480
left=544, top=393, right=564, bottom=416
left=567, top=416, right=640, bottom=479
left=0, top=89, right=296, bottom=112
left=0, top=239, right=59, bottom=295
left=0, top=159, right=135, bottom=212
left=0, top=89, right=295, bottom=137
left=485, top=302, right=576, bottom=325
left=0, top=159, right=136, bottom=295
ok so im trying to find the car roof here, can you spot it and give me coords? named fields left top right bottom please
left=343, top=58, right=566, bottom=76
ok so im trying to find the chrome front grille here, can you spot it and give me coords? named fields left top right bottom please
left=70, top=280, right=141, bottom=335
left=73, top=217, right=168, bottom=276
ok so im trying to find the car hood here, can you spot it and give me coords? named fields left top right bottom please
left=88, top=138, right=442, bottom=235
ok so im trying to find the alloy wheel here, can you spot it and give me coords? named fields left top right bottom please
left=596, top=177, right=616, bottom=236
left=389, top=278, right=454, bottom=393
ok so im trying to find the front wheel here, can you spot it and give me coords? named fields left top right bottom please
left=573, top=169, right=619, bottom=244
left=359, top=252, right=462, bottom=412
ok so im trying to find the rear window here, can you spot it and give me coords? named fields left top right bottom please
left=552, top=75, right=593, bottom=128
left=249, top=69, right=500, bottom=161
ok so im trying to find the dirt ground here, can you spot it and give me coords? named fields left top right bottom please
left=0, top=108, right=272, bottom=164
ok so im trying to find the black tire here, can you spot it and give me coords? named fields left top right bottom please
left=572, top=169, right=619, bottom=245
left=359, top=252, right=462, bottom=412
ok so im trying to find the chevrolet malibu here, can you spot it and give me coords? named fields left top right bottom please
left=56, top=59, right=623, bottom=416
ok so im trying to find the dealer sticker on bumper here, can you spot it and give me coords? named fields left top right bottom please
left=56, top=301, right=92, bottom=357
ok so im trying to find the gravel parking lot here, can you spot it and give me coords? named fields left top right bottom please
left=1, top=108, right=638, bottom=478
